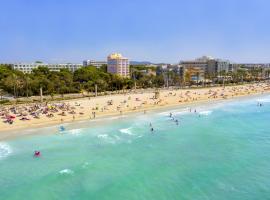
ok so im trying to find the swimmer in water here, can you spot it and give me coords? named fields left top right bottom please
left=151, top=127, right=154, bottom=132
left=34, top=151, right=41, bottom=157
left=60, top=126, right=65, bottom=131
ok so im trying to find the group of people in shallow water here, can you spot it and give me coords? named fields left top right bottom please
left=169, top=112, right=179, bottom=125
left=149, top=112, right=181, bottom=133
left=34, top=100, right=268, bottom=157
left=34, top=151, right=41, bottom=157
left=149, top=123, right=154, bottom=132
left=257, top=102, right=264, bottom=107
left=148, top=105, right=208, bottom=133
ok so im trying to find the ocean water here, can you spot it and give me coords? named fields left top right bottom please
left=1, top=95, right=270, bottom=200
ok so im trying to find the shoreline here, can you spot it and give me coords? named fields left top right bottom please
left=0, top=84, right=269, bottom=141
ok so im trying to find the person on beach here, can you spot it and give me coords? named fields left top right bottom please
left=1, top=83, right=270, bottom=131
left=59, top=126, right=65, bottom=131
left=92, top=112, right=96, bottom=118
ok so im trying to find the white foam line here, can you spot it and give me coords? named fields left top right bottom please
left=199, top=110, right=213, bottom=116
left=119, top=127, right=133, bottom=135
left=257, top=98, right=270, bottom=103
left=59, top=169, right=74, bottom=175
left=0, top=143, right=12, bottom=160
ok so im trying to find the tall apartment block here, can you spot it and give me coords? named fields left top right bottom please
left=107, top=53, right=130, bottom=77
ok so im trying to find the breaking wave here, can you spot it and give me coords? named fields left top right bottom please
left=257, top=98, right=270, bottom=103
left=59, top=169, right=74, bottom=175
left=0, top=143, right=12, bottom=160
left=70, top=129, right=82, bottom=136
left=119, top=127, right=133, bottom=135
left=199, top=110, right=213, bottom=116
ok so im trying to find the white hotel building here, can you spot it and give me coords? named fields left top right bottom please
left=83, top=60, right=107, bottom=68
left=107, top=53, right=130, bottom=77
left=11, top=63, right=83, bottom=73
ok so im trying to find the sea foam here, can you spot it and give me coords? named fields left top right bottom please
left=158, top=108, right=190, bottom=116
left=119, top=127, right=133, bottom=135
left=257, top=98, right=270, bottom=103
left=59, top=169, right=74, bottom=175
left=82, top=162, right=90, bottom=169
left=0, top=143, right=12, bottom=160
left=199, top=110, right=213, bottom=116
left=70, top=129, right=82, bottom=136
left=97, top=134, right=109, bottom=139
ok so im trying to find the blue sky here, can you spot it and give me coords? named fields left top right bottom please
left=0, top=0, right=270, bottom=63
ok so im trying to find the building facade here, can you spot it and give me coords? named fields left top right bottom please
left=156, top=65, right=168, bottom=76
left=180, top=56, right=230, bottom=81
left=180, top=59, right=208, bottom=81
left=107, top=53, right=130, bottom=77
left=83, top=60, right=107, bottom=68
left=11, top=63, right=83, bottom=73
left=207, top=59, right=230, bottom=74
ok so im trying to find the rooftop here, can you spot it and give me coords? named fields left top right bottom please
left=108, top=53, right=127, bottom=60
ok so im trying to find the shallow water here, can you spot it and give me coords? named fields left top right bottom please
left=1, top=95, right=270, bottom=200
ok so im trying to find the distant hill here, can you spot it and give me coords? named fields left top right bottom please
left=130, top=61, right=153, bottom=65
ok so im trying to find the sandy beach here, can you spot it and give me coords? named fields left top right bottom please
left=1, top=83, right=270, bottom=139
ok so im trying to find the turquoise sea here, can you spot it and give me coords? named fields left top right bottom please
left=1, top=94, right=270, bottom=200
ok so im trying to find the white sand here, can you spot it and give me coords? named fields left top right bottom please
left=0, top=83, right=269, bottom=139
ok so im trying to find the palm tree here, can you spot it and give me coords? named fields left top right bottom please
left=196, top=72, right=200, bottom=86
left=0, top=89, right=5, bottom=100
left=184, top=71, right=191, bottom=87
left=236, top=69, right=247, bottom=84
left=265, top=69, right=270, bottom=80
left=24, top=75, right=30, bottom=98
left=12, top=73, right=17, bottom=98
left=219, top=70, right=226, bottom=88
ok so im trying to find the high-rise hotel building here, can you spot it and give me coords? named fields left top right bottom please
left=107, top=53, right=130, bottom=77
